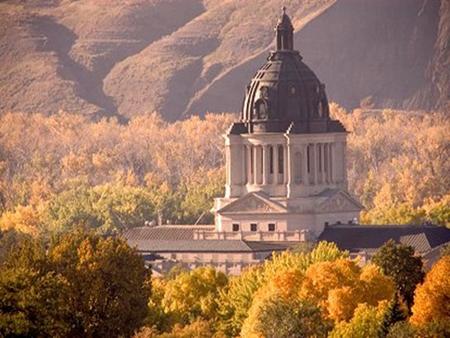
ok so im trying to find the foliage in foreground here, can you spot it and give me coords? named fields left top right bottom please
left=1, top=233, right=449, bottom=337
left=0, top=230, right=150, bottom=337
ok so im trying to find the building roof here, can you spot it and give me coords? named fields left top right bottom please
left=318, top=224, right=450, bottom=253
left=123, top=226, right=296, bottom=253
left=123, top=225, right=214, bottom=241
left=127, top=239, right=295, bottom=253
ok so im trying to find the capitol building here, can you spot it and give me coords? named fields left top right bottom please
left=124, top=9, right=450, bottom=275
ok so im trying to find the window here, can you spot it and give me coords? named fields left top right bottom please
left=268, top=223, right=276, bottom=232
left=250, top=223, right=257, bottom=232
left=278, top=145, right=284, bottom=174
left=232, top=223, right=240, bottom=232
left=324, top=222, right=329, bottom=227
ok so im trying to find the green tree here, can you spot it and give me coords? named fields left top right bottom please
left=329, top=302, right=387, bottom=338
left=372, top=240, right=424, bottom=310
left=48, top=231, right=151, bottom=337
left=253, top=297, right=331, bottom=338
left=0, top=231, right=151, bottom=337
left=380, top=294, right=407, bottom=336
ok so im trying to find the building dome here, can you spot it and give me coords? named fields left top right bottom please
left=237, top=8, right=344, bottom=134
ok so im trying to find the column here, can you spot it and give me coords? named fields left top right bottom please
left=242, top=144, right=247, bottom=184
left=312, top=143, right=318, bottom=185
left=273, top=144, right=279, bottom=184
left=246, top=145, right=252, bottom=184
left=283, top=145, right=288, bottom=184
left=253, top=145, right=259, bottom=185
left=262, top=145, right=269, bottom=185
left=328, top=143, right=333, bottom=183
left=301, top=144, right=309, bottom=185
left=321, top=143, right=326, bottom=184
left=330, top=142, right=336, bottom=183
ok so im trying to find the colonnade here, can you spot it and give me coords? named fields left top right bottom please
left=244, top=144, right=287, bottom=185
left=243, top=142, right=336, bottom=186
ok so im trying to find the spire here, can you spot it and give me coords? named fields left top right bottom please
left=275, top=6, right=294, bottom=50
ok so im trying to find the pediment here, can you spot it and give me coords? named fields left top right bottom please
left=318, top=191, right=363, bottom=213
left=218, top=192, right=287, bottom=214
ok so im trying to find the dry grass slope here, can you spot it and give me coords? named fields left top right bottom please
left=0, top=0, right=448, bottom=120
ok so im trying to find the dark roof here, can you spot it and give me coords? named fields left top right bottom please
left=123, top=225, right=214, bottom=241
left=127, top=239, right=295, bottom=253
left=318, top=224, right=450, bottom=253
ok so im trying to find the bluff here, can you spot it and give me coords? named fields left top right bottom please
left=0, top=0, right=448, bottom=120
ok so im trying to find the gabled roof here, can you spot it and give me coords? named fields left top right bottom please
left=318, top=224, right=450, bottom=253
left=217, top=191, right=287, bottom=214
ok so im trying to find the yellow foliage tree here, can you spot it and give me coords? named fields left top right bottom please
left=300, top=259, right=394, bottom=322
left=410, top=256, right=450, bottom=327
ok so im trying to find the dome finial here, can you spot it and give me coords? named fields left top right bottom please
left=275, top=6, right=294, bottom=50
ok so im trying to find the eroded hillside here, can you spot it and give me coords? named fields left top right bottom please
left=0, top=0, right=448, bottom=120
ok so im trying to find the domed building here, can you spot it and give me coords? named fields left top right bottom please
left=214, top=7, right=362, bottom=238
left=124, top=9, right=450, bottom=275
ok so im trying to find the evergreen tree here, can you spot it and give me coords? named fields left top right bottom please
left=380, top=294, right=407, bottom=336
left=372, top=240, right=424, bottom=310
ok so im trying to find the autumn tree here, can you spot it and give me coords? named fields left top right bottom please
left=161, top=267, right=228, bottom=325
left=410, top=256, right=450, bottom=330
left=372, top=240, right=424, bottom=310
left=217, top=242, right=347, bottom=336
left=329, top=302, right=388, bottom=338
left=299, top=260, right=394, bottom=322
left=0, top=237, right=69, bottom=337
left=0, top=230, right=151, bottom=337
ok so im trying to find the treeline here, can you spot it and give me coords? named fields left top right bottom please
left=1, top=231, right=449, bottom=337
left=0, top=107, right=449, bottom=236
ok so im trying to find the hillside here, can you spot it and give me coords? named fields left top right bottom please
left=0, top=0, right=448, bottom=120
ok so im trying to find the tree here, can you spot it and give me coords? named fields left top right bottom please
left=48, top=231, right=151, bottom=337
left=161, top=267, right=228, bottom=325
left=217, top=242, right=347, bottom=337
left=253, top=297, right=331, bottom=338
left=299, top=260, right=394, bottom=322
left=0, top=231, right=151, bottom=337
left=0, top=238, right=69, bottom=337
left=380, top=294, right=407, bottom=336
left=410, top=256, right=450, bottom=329
left=372, top=240, right=424, bottom=310
left=329, top=302, right=388, bottom=338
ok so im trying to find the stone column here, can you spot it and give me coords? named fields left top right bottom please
left=246, top=145, right=252, bottom=184
left=286, top=139, right=294, bottom=197
left=330, top=142, right=335, bottom=183
left=262, top=145, right=269, bottom=185
left=273, top=144, right=279, bottom=184
left=321, top=143, right=326, bottom=184
left=312, top=143, right=318, bottom=185
left=301, top=144, right=309, bottom=185
left=253, top=145, right=259, bottom=185
left=283, top=145, right=288, bottom=184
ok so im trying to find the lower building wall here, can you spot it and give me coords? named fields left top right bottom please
left=146, top=251, right=272, bottom=275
